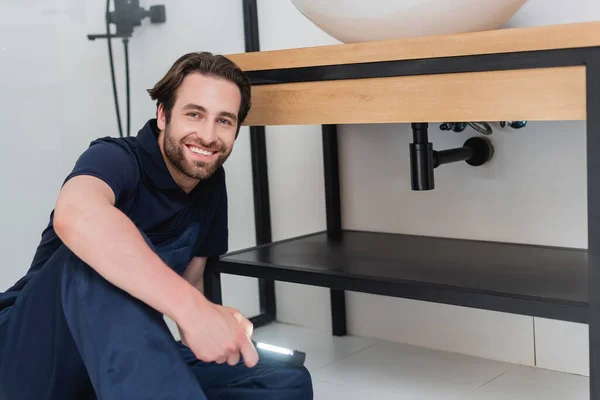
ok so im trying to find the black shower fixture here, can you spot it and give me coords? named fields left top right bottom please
left=410, top=123, right=494, bottom=191
left=88, top=0, right=166, bottom=41
left=87, top=1, right=166, bottom=138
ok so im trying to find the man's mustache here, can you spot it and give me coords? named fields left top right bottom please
left=184, top=139, right=224, bottom=152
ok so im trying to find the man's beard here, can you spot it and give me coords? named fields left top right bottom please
left=162, top=124, right=230, bottom=181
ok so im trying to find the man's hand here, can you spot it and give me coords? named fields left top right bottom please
left=177, top=297, right=258, bottom=368
left=223, top=306, right=254, bottom=338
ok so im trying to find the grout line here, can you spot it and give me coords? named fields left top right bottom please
left=456, top=367, right=515, bottom=400
left=311, top=341, right=379, bottom=373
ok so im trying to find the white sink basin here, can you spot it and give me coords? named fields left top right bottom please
left=290, top=0, right=529, bottom=43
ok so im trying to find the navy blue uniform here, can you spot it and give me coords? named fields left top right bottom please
left=0, top=119, right=312, bottom=399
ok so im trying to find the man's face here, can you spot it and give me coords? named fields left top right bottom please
left=157, top=72, right=240, bottom=187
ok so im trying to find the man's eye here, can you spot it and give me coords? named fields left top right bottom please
left=220, top=118, right=232, bottom=125
left=188, top=112, right=200, bottom=118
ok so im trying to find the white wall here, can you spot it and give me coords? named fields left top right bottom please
left=0, top=0, right=260, bottom=324
left=258, top=0, right=597, bottom=376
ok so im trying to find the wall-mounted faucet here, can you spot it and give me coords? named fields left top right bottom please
left=440, top=121, right=528, bottom=135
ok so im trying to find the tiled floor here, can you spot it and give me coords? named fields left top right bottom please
left=253, top=323, right=589, bottom=400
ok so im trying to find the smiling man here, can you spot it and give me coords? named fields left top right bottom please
left=0, top=52, right=313, bottom=399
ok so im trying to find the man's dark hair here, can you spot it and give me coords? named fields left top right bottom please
left=147, top=51, right=251, bottom=136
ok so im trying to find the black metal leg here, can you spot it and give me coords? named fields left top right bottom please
left=204, top=265, right=222, bottom=306
left=588, top=50, right=600, bottom=400
left=242, top=0, right=276, bottom=327
left=330, top=289, right=347, bottom=336
left=323, top=124, right=342, bottom=238
left=323, top=124, right=348, bottom=336
left=258, top=276, right=277, bottom=321
left=250, top=123, right=276, bottom=323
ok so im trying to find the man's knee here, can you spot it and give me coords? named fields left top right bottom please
left=280, top=365, right=313, bottom=398
left=251, top=362, right=313, bottom=397
left=294, top=366, right=313, bottom=398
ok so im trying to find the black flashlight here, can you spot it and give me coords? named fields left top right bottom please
left=252, top=340, right=306, bottom=367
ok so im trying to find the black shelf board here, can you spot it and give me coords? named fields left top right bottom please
left=216, top=230, right=588, bottom=323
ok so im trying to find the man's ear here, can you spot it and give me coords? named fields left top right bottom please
left=157, top=104, right=166, bottom=131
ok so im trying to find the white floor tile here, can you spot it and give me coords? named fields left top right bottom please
left=313, top=380, right=396, bottom=400
left=461, top=366, right=589, bottom=400
left=253, top=322, right=377, bottom=370
left=253, top=323, right=588, bottom=399
left=313, top=340, right=512, bottom=400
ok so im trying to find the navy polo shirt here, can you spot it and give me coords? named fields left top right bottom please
left=0, top=119, right=228, bottom=310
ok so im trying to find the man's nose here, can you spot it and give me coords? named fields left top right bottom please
left=196, top=121, right=217, bottom=143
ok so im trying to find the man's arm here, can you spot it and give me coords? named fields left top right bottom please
left=54, top=174, right=257, bottom=367
left=179, top=257, right=207, bottom=343
left=183, top=256, right=207, bottom=294
left=54, top=175, right=202, bottom=324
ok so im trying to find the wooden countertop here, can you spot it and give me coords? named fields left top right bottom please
left=226, top=21, right=600, bottom=71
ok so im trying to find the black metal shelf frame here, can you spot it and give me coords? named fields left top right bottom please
left=242, top=0, right=276, bottom=327
left=204, top=1, right=600, bottom=397
left=217, top=230, right=588, bottom=324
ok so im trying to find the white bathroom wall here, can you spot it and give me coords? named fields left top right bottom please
left=258, top=0, right=596, bottom=375
left=1, top=0, right=595, bottom=377
left=0, top=0, right=260, bottom=318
